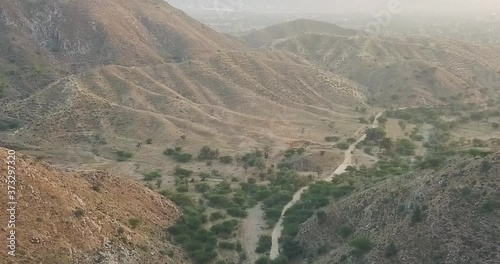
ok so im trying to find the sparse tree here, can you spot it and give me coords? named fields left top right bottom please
left=315, top=166, right=323, bottom=178
left=155, top=179, right=162, bottom=189
left=398, top=120, right=407, bottom=130
left=381, top=138, right=393, bottom=150
left=198, top=146, right=219, bottom=160
left=369, top=115, right=376, bottom=123
left=377, top=115, right=388, bottom=124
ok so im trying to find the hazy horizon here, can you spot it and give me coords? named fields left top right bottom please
left=167, top=0, right=500, bottom=16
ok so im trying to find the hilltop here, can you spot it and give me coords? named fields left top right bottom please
left=293, top=154, right=500, bottom=263
left=240, top=19, right=357, bottom=48
left=0, top=148, right=188, bottom=263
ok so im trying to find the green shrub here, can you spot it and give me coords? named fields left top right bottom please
left=394, top=139, right=417, bottom=156
left=129, top=218, right=141, bottom=229
left=459, top=187, right=473, bottom=198
left=346, top=138, right=356, bottom=144
left=174, top=147, right=182, bottom=152
left=282, top=237, right=303, bottom=259
left=145, top=138, right=153, bottom=144
left=173, top=153, right=193, bottom=163
left=363, top=147, right=373, bottom=155
left=480, top=160, right=493, bottom=174
left=115, top=151, right=132, bottom=162
left=0, top=120, right=20, bottom=131
left=209, top=211, right=225, bottom=221
left=337, top=142, right=350, bottom=150
left=377, top=115, right=388, bottom=124
left=255, top=235, right=272, bottom=253
left=175, top=167, right=193, bottom=177
left=167, top=197, right=218, bottom=264
left=412, top=206, right=423, bottom=222
left=176, top=185, right=189, bottom=192
left=481, top=199, right=499, bottom=213
left=256, top=256, right=270, bottom=264
left=358, top=117, right=369, bottom=124
left=219, top=156, right=233, bottom=164
left=226, top=207, right=248, bottom=218
left=198, top=146, right=219, bottom=160
left=325, top=136, right=340, bottom=142
left=195, top=183, right=210, bottom=193
left=270, top=255, right=290, bottom=264
left=385, top=241, right=399, bottom=257
left=210, top=219, right=238, bottom=236
left=365, top=127, right=386, bottom=142
left=349, top=236, right=373, bottom=256
left=317, top=211, right=327, bottom=225
left=143, top=171, right=162, bottom=181
left=164, top=148, right=175, bottom=156
left=73, top=208, right=84, bottom=218
left=337, top=225, right=353, bottom=238
left=218, top=241, right=236, bottom=250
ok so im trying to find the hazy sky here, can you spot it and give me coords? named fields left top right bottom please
left=167, top=0, right=500, bottom=15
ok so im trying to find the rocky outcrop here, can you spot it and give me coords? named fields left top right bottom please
left=0, top=148, right=188, bottom=263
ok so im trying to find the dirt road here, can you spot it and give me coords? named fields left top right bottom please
left=269, top=111, right=384, bottom=259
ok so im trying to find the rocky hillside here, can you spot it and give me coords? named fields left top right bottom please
left=0, top=0, right=244, bottom=98
left=294, top=154, right=500, bottom=264
left=0, top=148, right=188, bottom=263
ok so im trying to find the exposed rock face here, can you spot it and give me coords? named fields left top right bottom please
left=0, top=148, right=188, bottom=263
left=294, top=155, right=500, bottom=264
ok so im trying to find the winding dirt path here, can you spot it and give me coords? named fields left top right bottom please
left=269, top=112, right=384, bottom=259
left=239, top=203, right=267, bottom=264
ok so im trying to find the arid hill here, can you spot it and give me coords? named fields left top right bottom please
left=294, top=154, right=500, bottom=263
left=0, top=148, right=188, bottom=264
left=0, top=0, right=244, bottom=98
left=248, top=20, right=500, bottom=106
left=1, top=49, right=365, bottom=167
left=240, top=19, right=357, bottom=48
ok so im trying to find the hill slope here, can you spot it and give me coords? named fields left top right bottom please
left=294, top=155, right=500, bottom=263
left=256, top=20, right=500, bottom=106
left=0, top=0, right=244, bottom=98
left=1, top=50, right=365, bottom=166
left=0, top=148, right=188, bottom=263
